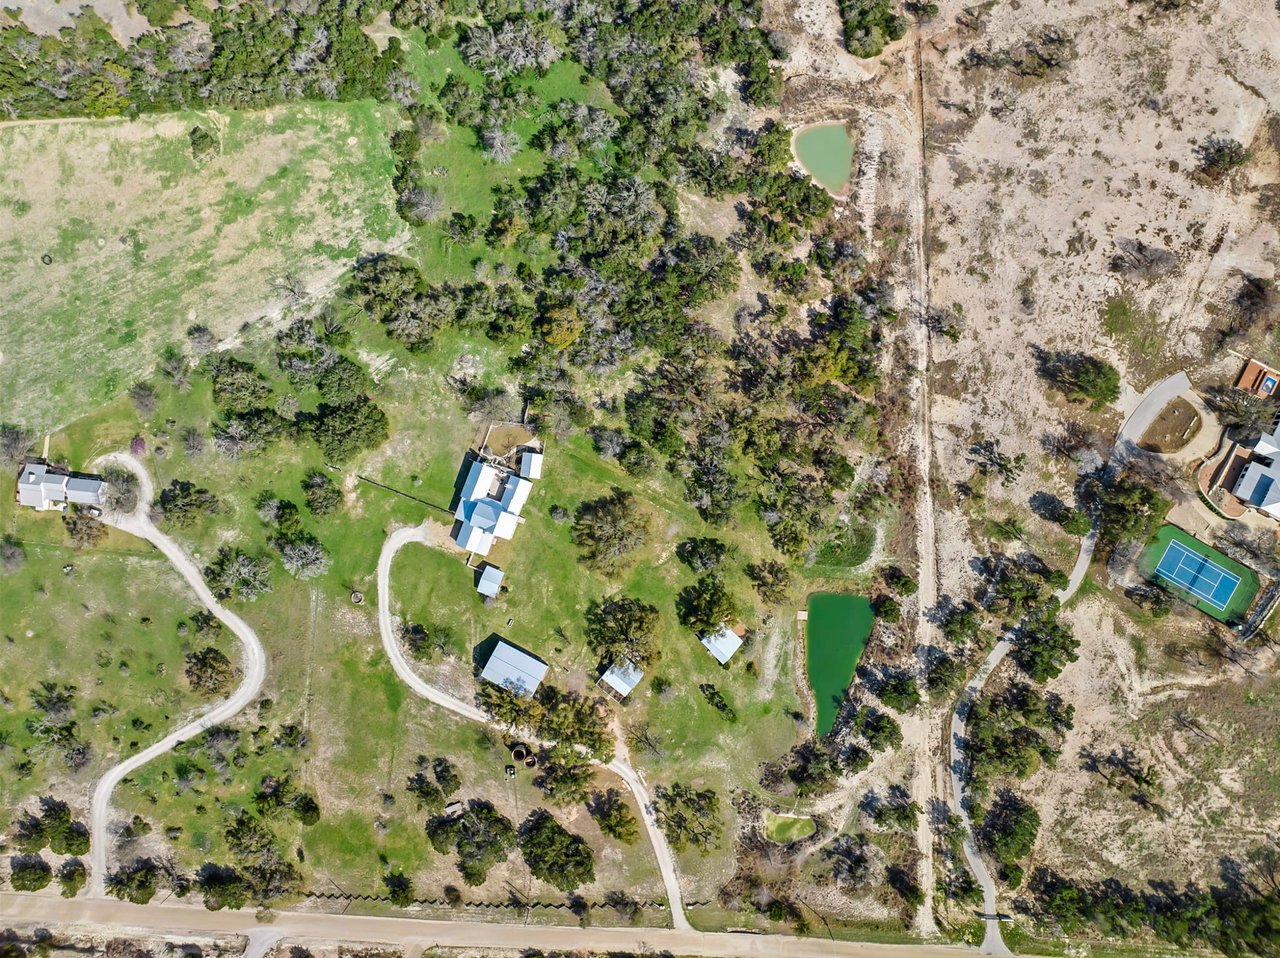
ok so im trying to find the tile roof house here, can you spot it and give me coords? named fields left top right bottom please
left=701, top=623, right=745, bottom=665
left=1235, top=358, right=1280, bottom=399
left=1232, top=417, right=1280, bottom=519
left=16, top=461, right=107, bottom=512
left=480, top=640, right=548, bottom=698
left=452, top=458, right=534, bottom=558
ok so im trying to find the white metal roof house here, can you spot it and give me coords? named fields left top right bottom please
left=599, top=659, right=644, bottom=701
left=16, top=461, right=107, bottom=512
left=452, top=457, right=536, bottom=557
left=701, top=623, right=744, bottom=665
left=1232, top=417, right=1280, bottom=519
left=480, top=640, right=548, bottom=697
left=477, top=565, right=505, bottom=598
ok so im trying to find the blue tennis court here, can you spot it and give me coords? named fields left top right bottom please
left=1154, top=539, right=1240, bottom=611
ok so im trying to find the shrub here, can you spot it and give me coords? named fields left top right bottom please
left=520, top=810, right=595, bottom=892
left=878, top=673, right=921, bottom=712
left=588, top=789, right=640, bottom=844
left=185, top=647, right=236, bottom=695
left=57, top=857, right=87, bottom=897
left=572, top=489, right=649, bottom=575
left=8, top=854, right=52, bottom=891
left=63, top=506, right=107, bottom=549
left=302, top=471, right=341, bottom=516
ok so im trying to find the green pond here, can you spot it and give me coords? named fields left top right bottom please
left=793, top=123, right=854, bottom=194
left=806, top=592, right=874, bottom=736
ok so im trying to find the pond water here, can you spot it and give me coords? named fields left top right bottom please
left=793, top=123, right=854, bottom=194
left=806, top=592, right=874, bottom=736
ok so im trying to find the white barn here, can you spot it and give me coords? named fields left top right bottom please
left=599, top=659, right=644, bottom=701
left=480, top=640, right=548, bottom=698
left=701, top=623, right=744, bottom=665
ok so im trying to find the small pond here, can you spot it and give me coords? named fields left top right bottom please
left=806, top=592, right=874, bottom=736
left=793, top=122, right=854, bottom=194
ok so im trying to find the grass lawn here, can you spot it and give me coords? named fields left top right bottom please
left=1137, top=524, right=1259, bottom=624
left=809, top=520, right=876, bottom=576
left=1101, top=295, right=1165, bottom=385
left=0, top=101, right=403, bottom=430
left=40, top=288, right=803, bottom=902
left=763, top=810, right=817, bottom=843
left=9, top=49, right=816, bottom=904
left=0, top=493, right=235, bottom=828
left=114, top=581, right=664, bottom=905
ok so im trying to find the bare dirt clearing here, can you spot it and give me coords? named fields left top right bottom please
left=1138, top=397, right=1202, bottom=453
left=770, top=0, right=1280, bottom=932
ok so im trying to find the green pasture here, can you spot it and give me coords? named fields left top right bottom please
left=0, top=493, right=234, bottom=823
left=763, top=810, right=817, bottom=844
left=0, top=101, right=402, bottom=430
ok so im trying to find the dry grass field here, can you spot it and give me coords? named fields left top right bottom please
left=0, top=103, right=404, bottom=430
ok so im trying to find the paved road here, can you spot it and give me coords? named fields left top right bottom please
left=87, top=453, right=269, bottom=897
left=944, top=371, right=1185, bottom=954
left=0, top=893, right=966, bottom=958
left=1107, top=371, right=1191, bottom=477
left=375, top=524, right=690, bottom=929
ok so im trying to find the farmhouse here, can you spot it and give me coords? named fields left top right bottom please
left=452, top=458, right=533, bottom=557
left=480, top=640, right=548, bottom=698
left=16, top=461, right=107, bottom=512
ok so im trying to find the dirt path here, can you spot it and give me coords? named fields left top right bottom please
left=375, top=523, right=690, bottom=929
left=87, top=452, right=269, bottom=897
left=0, top=891, right=970, bottom=958
left=902, top=31, right=942, bottom=942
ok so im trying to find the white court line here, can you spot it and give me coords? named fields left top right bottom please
left=1157, top=540, right=1239, bottom=610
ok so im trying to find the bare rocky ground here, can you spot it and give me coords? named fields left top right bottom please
left=768, top=0, right=1280, bottom=930
left=906, top=0, right=1280, bottom=901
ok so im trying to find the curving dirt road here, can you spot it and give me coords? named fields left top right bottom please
left=375, top=523, right=690, bottom=929
left=946, top=371, right=1187, bottom=954
left=86, top=452, right=269, bottom=897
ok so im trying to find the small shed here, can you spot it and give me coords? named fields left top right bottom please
left=520, top=450, right=544, bottom=480
left=477, top=565, right=505, bottom=598
left=701, top=623, right=744, bottom=665
left=599, top=659, right=644, bottom=701
left=480, top=640, right=548, bottom=697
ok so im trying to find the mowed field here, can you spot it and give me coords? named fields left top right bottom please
left=0, top=102, right=404, bottom=430
left=0, top=491, right=236, bottom=827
